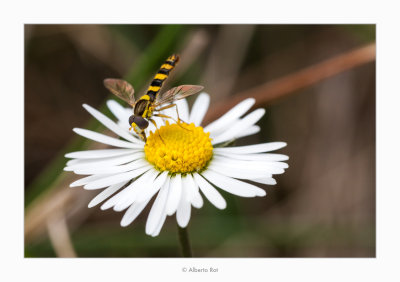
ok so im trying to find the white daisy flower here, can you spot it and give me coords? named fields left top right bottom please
left=64, top=93, right=288, bottom=237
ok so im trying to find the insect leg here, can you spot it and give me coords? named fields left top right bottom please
left=148, top=118, right=165, bottom=144
left=155, top=103, right=188, bottom=124
left=140, top=132, right=147, bottom=143
left=155, top=103, right=176, bottom=111
left=153, top=114, right=191, bottom=131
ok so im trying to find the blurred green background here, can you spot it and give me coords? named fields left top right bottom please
left=24, top=24, right=375, bottom=257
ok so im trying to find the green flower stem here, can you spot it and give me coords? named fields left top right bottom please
left=177, top=225, right=192, bottom=257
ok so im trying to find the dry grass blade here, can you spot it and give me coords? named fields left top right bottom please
left=203, top=43, right=376, bottom=124
left=47, top=210, right=77, bottom=257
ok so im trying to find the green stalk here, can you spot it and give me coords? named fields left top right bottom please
left=177, top=225, right=193, bottom=257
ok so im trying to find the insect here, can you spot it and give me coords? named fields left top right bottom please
left=104, top=54, right=204, bottom=142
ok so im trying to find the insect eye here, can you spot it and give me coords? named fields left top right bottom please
left=129, top=115, right=135, bottom=125
left=133, top=116, right=149, bottom=130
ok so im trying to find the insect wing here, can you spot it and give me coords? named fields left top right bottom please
left=154, top=85, right=204, bottom=107
left=104, top=78, right=135, bottom=105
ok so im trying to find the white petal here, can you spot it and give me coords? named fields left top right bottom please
left=166, top=174, right=182, bottom=216
left=83, top=104, right=141, bottom=143
left=214, top=155, right=289, bottom=169
left=208, top=162, right=272, bottom=179
left=73, top=159, right=149, bottom=175
left=120, top=199, right=151, bottom=227
left=107, top=100, right=131, bottom=123
left=176, top=187, right=191, bottom=228
left=191, top=189, right=204, bottom=209
left=65, top=148, right=136, bottom=159
left=100, top=184, right=131, bottom=210
left=66, top=159, right=80, bottom=166
left=145, top=180, right=170, bottom=235
left=214, top=151, right=289, bottom=162
left=189, top=92, right=210, bottom=125
left=211, top=109, right=265, bottom=144
left=202, top=170, right=266, bottom=197
left=193, top=173, right=226, bottom=209
left=250, top=178, right=277, bottom=185
left=212, top=156, right=286, bottom=174
left=204, top=98, right=255, bottom=134
left=66, top=156, right=119, bottom=169
left=149, top=178, right=170, bottom=237
left=101, top=169, right=158, bottom=211
left=136, top=171, right=169, bottom=203
left=70, top=174, right=109, bottom=187
left=175, top=99, right=189, bottom=123
left=113, top=169, right=159, bottom=211
left=65, top=152, right=144, bottom=171
left=234, top=125, right=260, bottom=139
left=116, top=121, right=131, bottom=132
left=181, top=174, right=198, bottom=202
left=73, top=128, right=142, bottom=149
left=150, top=209, right=167, bottom=237
left=88, top=181, right=128, bottom=208
left=84, top=166, right=151, bottom=190
left=214, top=142, right=287, bottom=154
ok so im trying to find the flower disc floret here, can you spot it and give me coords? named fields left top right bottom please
left=144, top=122, right=213, bottom=173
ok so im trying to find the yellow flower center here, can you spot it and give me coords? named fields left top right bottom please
left=144, top=121, right=213, bottom=174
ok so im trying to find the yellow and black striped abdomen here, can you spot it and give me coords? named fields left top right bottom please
left=145, top=54, right=180, bottom=101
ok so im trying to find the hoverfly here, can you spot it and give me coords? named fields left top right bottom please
left=104, top=54, right=204, bottom=142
